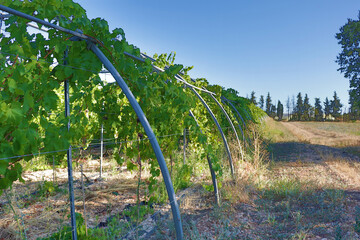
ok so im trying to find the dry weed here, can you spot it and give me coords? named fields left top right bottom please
left=220, top=123, right=269, bottom=204
left=322, top=155, right=360, bottom=190
left=221, top=178, right=252, bottom=204
left=0, top=226, right=19, bottom=240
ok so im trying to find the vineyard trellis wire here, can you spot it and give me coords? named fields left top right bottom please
left=0, top=2, right=264, bottom=239
left=0, top=126, right=203, bottom=207
left=0, top=127, right=200, bottom=163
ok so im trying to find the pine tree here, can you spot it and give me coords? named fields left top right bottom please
left=314, top=98, right=323, bottom=121
left=286, top=96, right=291, bottom=120
left=266, top=93, right=272, bottom=116
left=310, top=105, right=315, bottom=120
left=270, top=104, right=277, bottom=118
left=336, top=15, right=360, bottom=109
left=303, top=94, right=311, bottom=121
left=324, top=97, right=331, bottom=120
left=259, top=95, right=264, bottom=110
left=349, top=93, right=360, bottom=120
left=330, top=91, right=343, bottom=119
left=250, top=91, right=257, bottom=105
left=291, top=95, right=296, bottom=119
left=294, top=92, right=303, bottom=121
left=277, top=100, right=284, bottom=120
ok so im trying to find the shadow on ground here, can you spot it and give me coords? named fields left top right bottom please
left=268, top=141, right=360, bottom=163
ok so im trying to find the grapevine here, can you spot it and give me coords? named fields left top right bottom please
left=0, top=0, right=265, bottom=238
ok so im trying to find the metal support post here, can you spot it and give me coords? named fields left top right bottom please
left=189, top=110, right=220, bottom=205
left=207, top=155, right=220, bottom=205
left=64, top=49, right=77, bottom=240
left=100, top=123, right=103, bottom=178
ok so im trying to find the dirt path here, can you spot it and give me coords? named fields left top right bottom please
left=281, top=121, right=360, bottom=147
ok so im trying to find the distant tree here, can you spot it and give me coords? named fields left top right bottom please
left=310, top=106, right=315, bottom=120
left=277, top=100, right=284, bottom=120
left=270, top=104, right=277, bottom=118
left=330, top=91, right=343, bottom=119
left=349, top=93, right=360, bottom=120
left=250, top=91, right=257, bottom=105
left=314, top=98, right=323, bottom=121
left=291, top=95, right=296, bottom=119
left=336, top=14, right=360, bottom=110
left=259, top=95, right=264, bottom=110
left=265, top=92, right=272, bottom=115
left=324, top=97, right=331, bottom=119
left=302, top=94, right=311, bottom=121
left=286, top=96, right=291, bottom=120
left=293, top=92, right=303, bottom=121
left=226, top=88, right=239, bottom=95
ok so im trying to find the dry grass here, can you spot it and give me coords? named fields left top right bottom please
left=322, top=155, right=360, bottom=190
left=220, top=123, right=270, bottom=205
left=133, top=120, right=360, bottom=239
left=296, top=121, right=360, bottom=137
left=0, top=226, right=18, bottom=240
left=0, top=159, right=143, bottom=240
left=267, top=156, right=360, bottom=191
left=221, top=178, right=252, bottom=204
left=262, top=118, right=360, bottom=148
left=281, top=121, right=360, bottom=147
left=262, top=117, right=298, bottom=143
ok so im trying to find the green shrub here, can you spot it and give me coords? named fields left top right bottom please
left=261, top=178, right=304, bottom=201
left=40, top=212, right=131, bottom=240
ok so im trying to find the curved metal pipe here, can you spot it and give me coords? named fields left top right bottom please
left=189, top=110, right=219, bottom=205
left=221, top=97, right=247, bottom=140
left=221, top=97, right=245, bottom=140
left=90, top=44, right=183, bottom=239
left=207, top=93, right=244, bottom=161
left=0, top=5, right=97, bottom=43
left=189, top=88, right=234, bottom=178
left=123, top=51, right=215, bottom=95
left=224, top=98, right=246, bottom=128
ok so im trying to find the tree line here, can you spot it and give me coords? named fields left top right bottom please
left=249, top=91, right=359, bottom=121
left=246, top=11, right=360, bottom=122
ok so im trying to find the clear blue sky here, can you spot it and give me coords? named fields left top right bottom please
left=77, top=0, right=360, bottom=110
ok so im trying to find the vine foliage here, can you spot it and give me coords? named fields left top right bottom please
left=0, top=0, right=264, bottom=197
